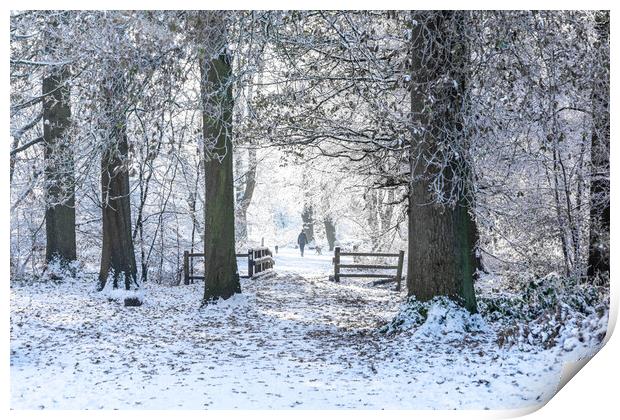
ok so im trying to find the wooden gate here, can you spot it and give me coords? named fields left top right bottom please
left=331, top=246, right=404, bottom=291
left=183, top=247, right=275, bottom=285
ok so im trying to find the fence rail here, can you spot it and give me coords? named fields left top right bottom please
left=183, top=247, right=275, bottom=285
left=332, top=246, right=404, bottom=291
left=338, top=252, right=400, bottom=257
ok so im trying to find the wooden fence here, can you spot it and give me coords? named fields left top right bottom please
left=332, top=246, right=404, bottom=291
left=247, top=247, right=275, bottom=277
left=183, top=247, right=275, bottom=285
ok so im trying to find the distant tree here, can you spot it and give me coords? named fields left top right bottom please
left=324, top=216, right=337, bottom=251
left=43, top=67, right=76, bottom=265
left=318, top=180, right=338, bottom=251
left=41, top=15, right=76, bottom=265
left=234, top=51, right=263, bottom=246
left=98, top=69, right=138, bottom=290
left=235, top=148, right=257, bottom=246
left=301, top=204, right=315, bottom=243
left=587, top=10, right=610, bottom=282
left=301, top=172, right=315, bottom=243
left=365, top=188, right=381, bottom=251
left=96, top=16, right=139, bottom=290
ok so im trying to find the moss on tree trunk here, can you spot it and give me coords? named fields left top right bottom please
left=98, top=73, right=137, bottom=291
left=406, top=11, right=477, bottom=313
left=200, top=11, right=241, bottom=302
left=43, top=67, right=76, bottom=265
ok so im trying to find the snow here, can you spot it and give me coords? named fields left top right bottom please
left=10, top=247, right=604, bottom=409
left=272, top=246, right=333, bottom=275
left=412, top=300, right=488, bottom=341
left=252, top=255, right=274, bottom=264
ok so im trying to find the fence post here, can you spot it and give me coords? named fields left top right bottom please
left=395, top=250, right=405, bottom=291
left=334, top=247, right=341, bottom=283
left=183, top=251, right=190, bottom=285
left=248, top=249, right=254, bottom=278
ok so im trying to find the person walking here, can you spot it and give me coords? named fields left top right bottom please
left=297, top=230, right=308, bottom=257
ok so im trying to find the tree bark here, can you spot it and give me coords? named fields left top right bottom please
left=406, top=11, right=477, bottom=313
left=366, top=188, right=381, bottom=251
left=43, top=67, right=76, bottom=265
left=200, top=11, right=240, bottom=302
left=301, top=171, right=315, bottom=243
left=380, top=188, right=395, bottom=233
left=301, top=203, right=315, bottom=243
left=235, top=148, right=256, bottom=246
left=234, top=54, right=262, bottom=246
left=98, top=73, right=137, bottom=291
left=324, top=216, right=337, bottom=251
left=587, top=11, right=610, bottom=281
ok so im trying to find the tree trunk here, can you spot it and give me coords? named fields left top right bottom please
left=300, top=171, right=315, bottom=244
left=366, top=188, right=381, bottom=251
left=587, top=11, right=610, bottom=281
left=98, top=73, right=137, bottom=291
left=380, top=188, right=395, bottom=233
left=301, top=203, right=315, bottom=243
left=299, top=171, right=315, bottom=243
left=200, top=11, right=240, bottom=302
left=190, top=159, right=202, bottom=254
left=324, top=216, right=336, bottom=251
left=235, top=148, right=257, bottom=246
left=406, top=11, right=477, bottom=313
left=235, top=54, right=262, bottom=246
left=43, top=67, right=76, bottom=265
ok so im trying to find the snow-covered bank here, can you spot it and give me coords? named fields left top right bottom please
left=10, top=257, right=606, bottom=409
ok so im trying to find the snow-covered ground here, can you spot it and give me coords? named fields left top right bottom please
left=272, top=246, right=334, bottom=275
left=10, top=247, right=603, bottom=409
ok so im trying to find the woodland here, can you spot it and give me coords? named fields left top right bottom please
left=9, top=10, right=610, bottom=410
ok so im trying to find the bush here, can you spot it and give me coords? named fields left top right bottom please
left=382, top=273, right=609, bottom=353
left=477, top=272, right=609, bottom=351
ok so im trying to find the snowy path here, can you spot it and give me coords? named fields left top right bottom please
left=272, top=246, right=334, bottom=275
left=11, top=249, right=576, bottom=409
